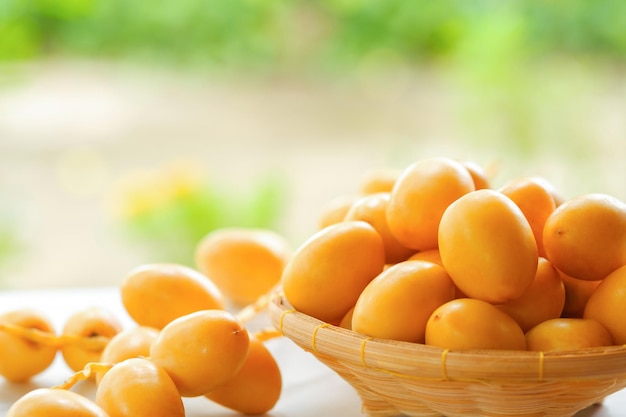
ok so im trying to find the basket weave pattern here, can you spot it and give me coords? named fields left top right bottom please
left=269, top=293, right=626, bottom=417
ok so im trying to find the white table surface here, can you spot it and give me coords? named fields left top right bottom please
left=0, top=287, right=624, bottom=417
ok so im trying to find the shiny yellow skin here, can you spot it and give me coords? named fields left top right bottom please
left=497, top=257, right=565, bottom=332
left=95, top=358, right=184, bottom=417
left=344, top=192, right=415, bottom=264
left=525, top=318, right=613, bottom=352
left=120, top=263, right=225, bottom=329
left=282, top=220, right=385, bottom=323
left=438, top=189, right=538, bottom=304
left=206, top=338, right=282, bottom=414
left=150, top=309, right=249, bottom=397
left=0, top=309, right=58, bottom=382
left=7, top=388, right=109, bottom=417
left=386, top=157, right=475, bottom=250
left=61, top=306, right=123, bottom=372
left=352, top=260, right=455, bottom=343
left=425, top=298, right=527, bottom=351
left=96, top=326, right=160, bottom=384
left=584, top=264, right=626, bottom=344
left=195, top=228, right=292, bottom=306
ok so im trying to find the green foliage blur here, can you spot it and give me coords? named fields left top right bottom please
left=2, top=0, right=626, bottom=70
left=0, top=223, right=19, bottom=268
left=123, top=177, right=287, bottom=266
left=0, top=200, right=23, bottom=273
left=109, top=162, right=287, bottom=266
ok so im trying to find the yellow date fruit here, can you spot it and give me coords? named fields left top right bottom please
left=96, top=326, right=160, bottom=384
left=61, top=307, right=122, bottom=373
left=121, top=263, right=225, bottom=329
left=560, top=271, right=601, bottom=318
left=352, top=260, right=455, bottom=343
left=525, top=318, right=613, bottom=352
left=96, top=358, right=184, bottom=417
left=497, top=257, right=565, bottom=332
left=282, top=221, right=385, bottom=323
left=8, top=388, right=109, bottom=417
left=386, top=157, right=475, bottom=251
left=150, top=309, right=249, bottom=397
left=584, top=264, right=626, bottom=344
left=205, top=338, right=282, bottom=414
left=344, top=193, right=414, bottom=264
left=195, top=228, right=292, bottom=306
left=0, top=309, right=57, bottom=382
left=438, top=189, right=538, bottom=304
left=426, top=298, right=526, bottom=351
left=499, top=176, right=558, bottom=258
left=543, top=193, right=626, bottom=281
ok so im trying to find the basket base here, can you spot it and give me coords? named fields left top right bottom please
left=269, top=293, right=626, bottom=417
left=316, top=352, right=615, bottom=417
left=315, top=354, right=442, bottom=417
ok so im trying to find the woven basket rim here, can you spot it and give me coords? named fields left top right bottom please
left=270, top=292, right=626, bottom=382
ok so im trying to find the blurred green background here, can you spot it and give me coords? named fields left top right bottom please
left=0, top=0, right=625, bottom=288
left=3, top=0, right=626, bottom=70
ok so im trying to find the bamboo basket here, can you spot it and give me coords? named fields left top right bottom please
left=269, top=292, right=626, bottom=417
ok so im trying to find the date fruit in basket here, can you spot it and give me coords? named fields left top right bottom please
left=407, top=248, right=442, bottom=265
left=459, top=159, right=491, bottom=190
left=584, top=264, right=626, bottom=344
left=386, top=156, right=475, bottom=251
left=496, top=257, right=565, bottom=332
left=120, top=263, right=225, bottom=329
left=95, top=357, right=184, bottom=417
left=499, top=176, right=558, bottom=258
left=560, top=271, right=601, bottom=318
left=149, top=309, right=250, bottom=397
left=406, top=249, right=474, bottom=299
left=7, top=388, right=109, bottom=417
left=352, top=260, right=455, bottom=343
left=282, top=220, right=385, bottom=323
left=543, top=193, right=626, bottom=282
left=425, top=298, right=527, bottom=350
left=525, top=318, right=613, bottom=352
left=0, top=309, right=57, bottom=383
left=61, top=306, right=123, bottom=373
left=272, top=156, right=626, bottom=417
left=339, top=307, right=354, bottom=329
left=205, top=337, right=282, bottom=414
left=358, top=168, right=401, bottom=195
left=438, top=189, right=538, bottom=304
left=344, top=192, right=415, bottom=264
left=195, top=228, right=292, bottom=306
left=317, top=194, right=360, bottom=229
